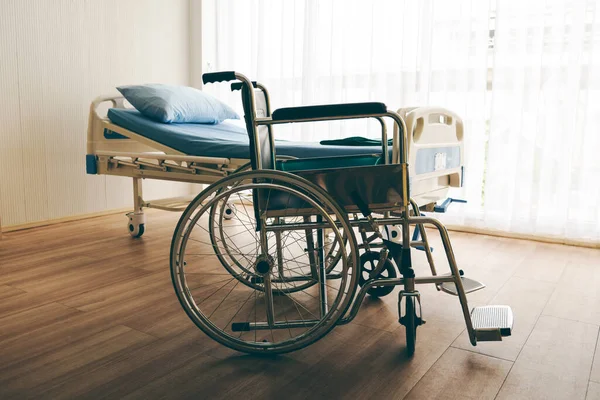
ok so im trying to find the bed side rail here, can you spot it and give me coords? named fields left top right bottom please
left=92, top=150, right=233, bottom=182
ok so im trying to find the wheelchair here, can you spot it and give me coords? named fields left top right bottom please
left=170, top=71, right=513, bottom=356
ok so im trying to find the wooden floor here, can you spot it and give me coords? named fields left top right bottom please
left=1, top=209, right=600, bottom=399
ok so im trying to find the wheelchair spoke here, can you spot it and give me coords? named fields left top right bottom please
left=208, top=279, right=242, bottom=319
left=193, top=277, right=236, bottom=305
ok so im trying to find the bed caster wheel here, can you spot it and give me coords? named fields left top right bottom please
left=127, top=212, right=146, bottom=238
left=358, top=251, right=397, bottom=297
left=129, top=224, right=145, bottom=238
left=223, top=203, right=236, bottom=220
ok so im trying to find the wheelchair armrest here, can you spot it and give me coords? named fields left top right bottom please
left=271, top=102, right=387, bottom=121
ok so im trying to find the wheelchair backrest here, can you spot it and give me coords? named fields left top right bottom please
left=239, top=85, right=275, bottom=171
left=238, top=84, right=277, bottom=228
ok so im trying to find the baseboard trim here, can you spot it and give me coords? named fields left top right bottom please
left=1, top=208, right=131, bottom=234
left=445, top=224, right=600, bottom=249
left=3, top=209, right=598, bottom=249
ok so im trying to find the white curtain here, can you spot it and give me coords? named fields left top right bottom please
left=480, top=0, right=600, bottom=244
left=202, top=0, right=600, bottom=244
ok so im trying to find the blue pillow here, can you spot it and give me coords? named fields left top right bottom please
left=116, top=84, right=239, bottom=124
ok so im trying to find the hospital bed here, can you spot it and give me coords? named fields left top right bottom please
left=87, top=71, right=512, bottom=356
left=87, top=85, right=464, bottom=237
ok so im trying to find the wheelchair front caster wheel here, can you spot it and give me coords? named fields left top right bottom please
left=399, top=294, right=423, bottom=357
left=358, top=251, right=397, bottom=297
left=127, top=212, right=146, bottom=238
left=404, top=296, right=417, bottom=357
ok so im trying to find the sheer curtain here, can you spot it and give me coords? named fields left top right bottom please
left=202, top=0, right=600, bottom=245
left=480, top=0, right=600, bottom=244
left=202, top=0, right=491, bottom=144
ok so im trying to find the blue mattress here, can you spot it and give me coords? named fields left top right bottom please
left=107, top=108, right=385, bottom=159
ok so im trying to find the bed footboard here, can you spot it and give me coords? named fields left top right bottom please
left=396, top=107, right=464, bottom=207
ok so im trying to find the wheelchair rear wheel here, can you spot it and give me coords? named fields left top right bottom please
left=171, top=170, right=359, bottom=354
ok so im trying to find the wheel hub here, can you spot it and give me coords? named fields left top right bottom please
left=254, top=255, right=274, bottom=275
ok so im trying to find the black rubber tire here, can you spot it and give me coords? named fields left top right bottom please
left=130, top=223, right=145, bottom=238
left=135, top=224, right=145, bottom=238
left=405, top=296, right=417, bottom=357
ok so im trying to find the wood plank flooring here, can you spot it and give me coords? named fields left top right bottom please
left=1, top=209, right=599, bottom=399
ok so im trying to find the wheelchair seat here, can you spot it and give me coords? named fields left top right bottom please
left=260, top=154, right=385, bottom=212
left=263, top=159, right=405, bottom=214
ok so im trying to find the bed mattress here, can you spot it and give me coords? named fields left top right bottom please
left=107, top=108, right=386, bottom=159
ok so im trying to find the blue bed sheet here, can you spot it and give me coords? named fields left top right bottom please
left=107, top=108, right=386, bottom=160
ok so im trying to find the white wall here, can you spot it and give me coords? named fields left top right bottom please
left=189, top=0, right=204, bottom=89
left=0, top=0, right=191, bottom=227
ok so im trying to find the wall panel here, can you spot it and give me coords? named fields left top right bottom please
left=0, top=0, right=191, bottom=228
left=0, top=0, right=27, bottom=226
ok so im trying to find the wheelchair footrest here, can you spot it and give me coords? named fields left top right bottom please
left=437, top=276, right=485, bottom=295
left=472, top=305, right=513, bottom=341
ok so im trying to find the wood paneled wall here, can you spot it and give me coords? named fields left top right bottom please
left=0, top=0, right=191, bottom=227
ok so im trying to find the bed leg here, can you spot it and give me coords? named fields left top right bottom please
left=133, top=178, right=143, bottom=213
left=127, top=178, right=146, bottom=238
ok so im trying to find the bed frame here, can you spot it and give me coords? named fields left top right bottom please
left=86, top=88, right=464, bottom=237
left=86, top=95, right=248, bottom=236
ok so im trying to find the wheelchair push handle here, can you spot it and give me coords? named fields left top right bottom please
left=231, top=81, right=258, bottom=91
left=203, top=71, right=256, bottom=96
left=202, top=71, right=237, bottom=84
